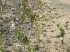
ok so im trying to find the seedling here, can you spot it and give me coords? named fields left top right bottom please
left=38, top=12, right=48, bottom=20
left=56, top=24, right=65, bottom=45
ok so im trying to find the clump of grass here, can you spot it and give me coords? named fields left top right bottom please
left=0, top=48, right=6, bottom=52
left=15, top=28, right=35, bottom=52
left=38, top=0, right=43, bottom=7
left=17, top=0, right=36, bottom=22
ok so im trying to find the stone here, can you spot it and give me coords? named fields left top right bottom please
left=5, top=42, right=13, bottom=46
left=46, top=40, right=51, bottom=43
left=30, top=31, right=35, bottom=36
left=43, top=29, right=47, bottom=32
left=0, top=20, right=3, bottom=25
left=55, top=13, right=59, bottom=15
left=50, top=36, right=54, bottom=38
left=47, top=24, right=51, bottom=27
left=6, top=50, right=11, bottom=52
left=54, top=41, right=58, bottom=43
left=34, top=43, right=39, bottom=50
left=34, top=6, right=38, bottom=10
left=41, top=49, right=46, bottom=52
left=51, top=20, right=55, bottom=23
left=65, top=21, right=69, bottom=23
left=27, top=26, right=30, bottom=30
left=42, top=45, right=45, bottom=48
left=64, top=24, right=68, bottom=27
left=38, top=39, right=42, bottom=42
left=51, top=30, right=54, bottom=32
left=43, top=33, right=47, bottom=37
left=55, top=34, right=60, bottom=38
left=23, top=24, right=27, bottom=29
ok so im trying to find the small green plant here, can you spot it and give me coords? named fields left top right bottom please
left=34, top=22, right=44, bottom=43
left=60, top=27, right=65, bottom=44
left=17, top=0, right=36, bottom=22
left=15, top=28, right=35, bottom=52
left=15, top=28, right=29, bottom=50
left=56, top=24, right=65, bottom=45
left=56, top=24, right=60, bottom=28
left=38, top=12, right=48, bottom=20
left=0, top=48, right=6, bottom=52
left=38, top=0, right=43, bottom=7
left=45, top=18, right=49, bottom=22
left=49, top=15, right=52, bottom=17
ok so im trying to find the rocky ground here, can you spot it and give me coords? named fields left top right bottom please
left=0, top=0, right=70, bottom=52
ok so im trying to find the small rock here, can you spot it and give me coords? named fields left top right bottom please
left=34, top=6, right=38, bottom=10
left=0, top=20, right=3, bottom=25
left=34, top=43, right=39, bottom=50
left=30, top=31, right=35, bottom=36
left=51, top=30, right=54, bottom=32
left=43, top=29, right=47, bottom=32
left=43, top=33, right=47, bottom=37
left=27, top=26, right=30, bottom=30
left=51, top=20, right=55, bottom=23
left=64, top=24, right=68, bottom=27
left=46, top=40, right=51, bottom=43
left=65, top=21, right=69, bottom=23
left=55, top=13, right=59, bottom=15
left=42, top=45, right=45, bottom=48
left=54, top=41, right=58, bottom=43
left=50, top=36, right=54, bottom=38
left=47, top=24, right=51, bottom=27
left=55, top=34, right=60, bottom=38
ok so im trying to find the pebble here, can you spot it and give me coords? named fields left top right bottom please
left=43, top=33, right=47, bottom=37
left=30, top=31, right=35, bottom=36
left=64, top=24, right=68, bottom=27
left=55, top=34, right=60, bottom=38
left=65, top=21, right=69, bottom=24
left=34, top=43, right=39, bottom=50
left=46, top=40, right=51, bottom=43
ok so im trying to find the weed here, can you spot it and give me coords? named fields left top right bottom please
left=0, top=48, right=6, bottom=52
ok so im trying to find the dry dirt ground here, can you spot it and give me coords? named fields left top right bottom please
left=0, top=0, right=70, bottom=52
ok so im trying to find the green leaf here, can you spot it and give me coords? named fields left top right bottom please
left=38, top=0, right=43, bottom=7
left=38, top=12, right=48, bottom=20
left=30, top=13, right=36, bottom=20
left=56, top=24, right=60, bottom=28
left=28, top=44, right=31, bottom=52
left=60, top=27, right=65, bottom=37
left=61, top=40, right=64, bottom=45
